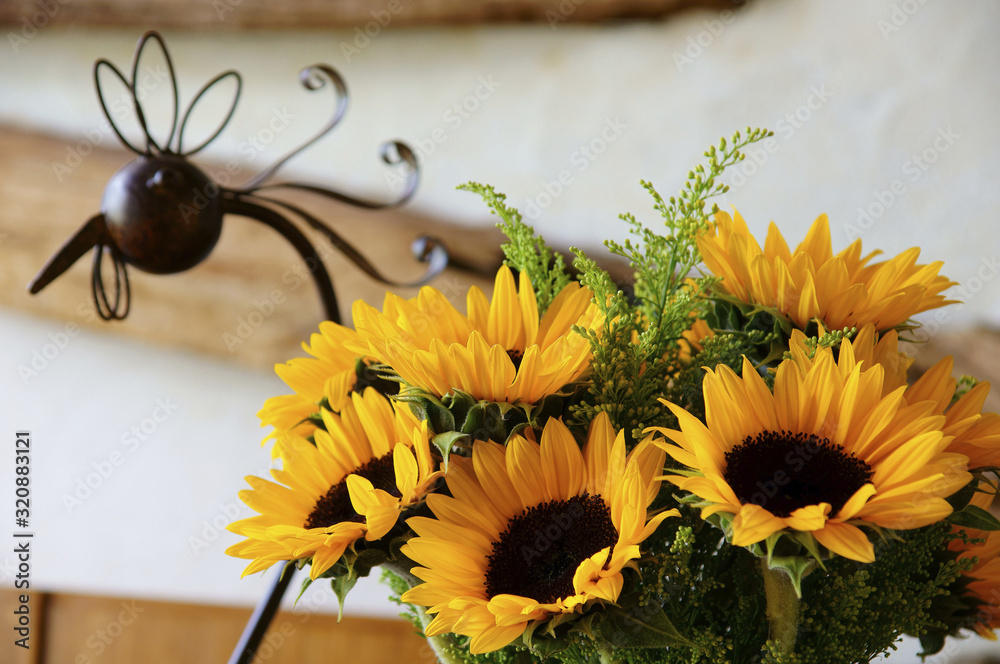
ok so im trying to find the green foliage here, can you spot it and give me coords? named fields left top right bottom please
left=765, top=523, right=973, bottom=664
left=952, top=375, right=979, bottom=405
left=459, top=182, right=571, bottom=315
left=569, top=128, right=775, bottom=440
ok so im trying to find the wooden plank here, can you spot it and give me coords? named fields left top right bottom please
left=0, top=0, right=741, bottom=30
left=0, top=125, right=503, bottom=371
left=0, top=589, right=431, bottom=664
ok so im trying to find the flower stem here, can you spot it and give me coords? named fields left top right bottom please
left=761, top=562, right=800, bottom=654
left=384, top=562, right=465, bottom=664
left=415, top=604, right=465, bottom=664
left=596, top=644, right=622, bottom=664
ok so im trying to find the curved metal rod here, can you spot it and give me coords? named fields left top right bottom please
left=129, top=30, right=180, bottom=154
left=241, top=191, right=447, bottom=289
left=178, top=70, right=243, bottom=156
left=94, top=59, right=146, bottom=155
left=91, top=244, right=130, bottom=321
left=250, top=140, right=420, bottom=209
left=224, top=194, right=340, bottom=323
left=236, top=64, right=349, bottom=192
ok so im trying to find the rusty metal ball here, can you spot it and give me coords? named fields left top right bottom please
left=101, top=155, right=223, bottom=274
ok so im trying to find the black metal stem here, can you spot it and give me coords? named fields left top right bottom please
left=225, top=194, right=341, bottom=323
left=226, top=565, right=295, bottom=664
left=223, top=193, right=340, bottom=664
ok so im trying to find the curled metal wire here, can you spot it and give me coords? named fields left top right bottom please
left=32, top=30, right=444, bottom=325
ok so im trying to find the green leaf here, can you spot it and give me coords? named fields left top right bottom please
left=947, top=504, right=1000, bottom=531
left=595, top=603, right=696, bottom=650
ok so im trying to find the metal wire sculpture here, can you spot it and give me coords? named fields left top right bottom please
left=28, top=30, right=447, bottom=324
left=26, top=30, right=449, bottom=664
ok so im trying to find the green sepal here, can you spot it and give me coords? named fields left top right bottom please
left=760, top=532, right=822, bottom=598
left=946, top=480, right=978, bottom=512
left=520, top=620, right=574, bottom=660
left=396, top=388, right=455, bottom=433
left=431, top=431, right=469, bottom=472
left=527, top=635, right=573, bottom=660
left=917, top=630, right=946, bottom=657
left=706, top=509, right=822, bottom=598
left=441, top=390, right=477, bottom=429
left=316, top=545, right=389, bottom=620
left=330, top=573, right=358, bottom=621
left=705, top=297, right=791, bottom=366
left=292, top=567, right=313, bottom=608
left=947, top=504, right=1000, bottom=531
left=388, top=534, right=413, bottom=564
left=353, top=547, right=390, bottom=574
left=764, top=552, right=814, bottom=600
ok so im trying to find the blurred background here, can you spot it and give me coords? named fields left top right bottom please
left=2, top=0, right=999, bottom=662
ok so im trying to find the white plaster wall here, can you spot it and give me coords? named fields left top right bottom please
left=2, top=0, right=1000, bottom=658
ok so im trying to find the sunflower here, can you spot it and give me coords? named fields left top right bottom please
left=400, top=413, right=677, bottom=653
left=351, top=265, right=601, bottom=405
left=257, top=321, right=397, bottom=445
left=650, top=336, right=972, bottom=563
left=793, top=327, right=1000, bottom=470
left=697, top=210, right=955, bottom=332
left=950, top=492, right=1000, bottom=638
left=906, top=356, right=1000, bottom=471
left=227, top=388, right=439, bottom=579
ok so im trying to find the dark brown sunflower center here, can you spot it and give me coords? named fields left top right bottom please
left=484, top=494, right=616, bottom=604
left=303, top=452, right=401, bottom=530
left=723, top=431, right=873, bottom=518
left=506, top=349, right=524, bottom=372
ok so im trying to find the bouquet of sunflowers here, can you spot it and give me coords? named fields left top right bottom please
left=226, top=128, right=1000, bottom=664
